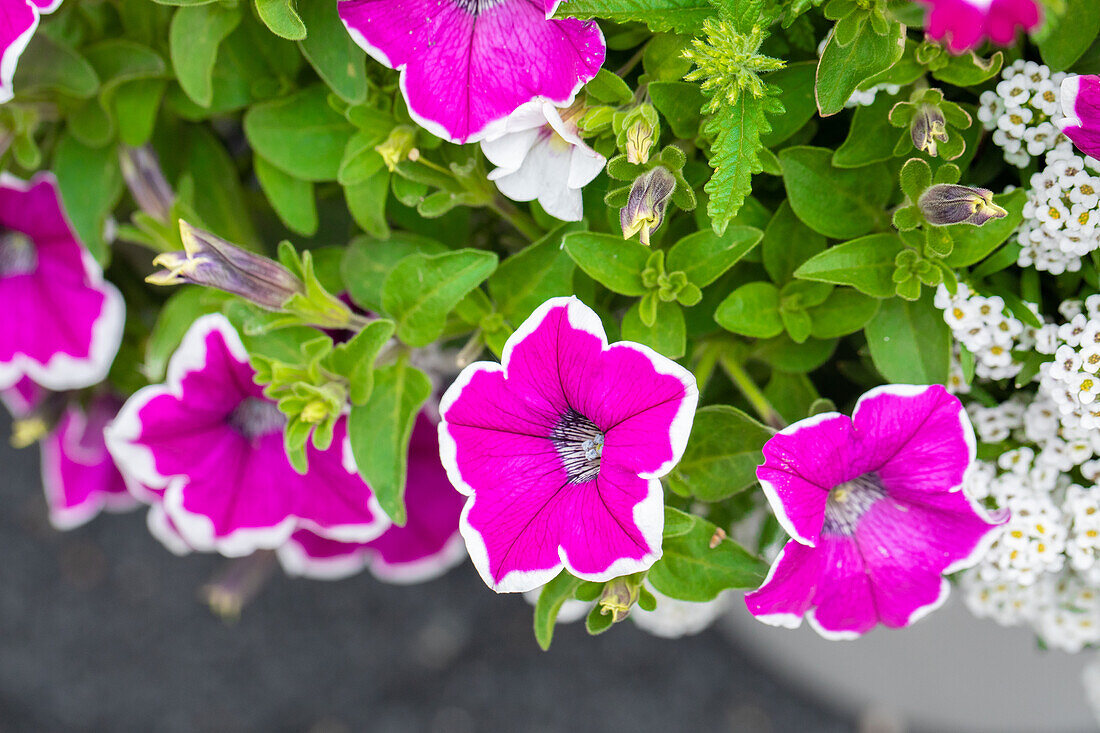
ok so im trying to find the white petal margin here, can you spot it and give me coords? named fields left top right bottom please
left=851, top=383, right=977, bottom=492
left=439, top=296, right=693, bottom=593
left=1060, top=75, right=1084, bottom=131
left=743, top=544, right=808, bottom=631
left=0, top=0, right=45, bottom=105
left=278, top=532, right=467, bottom=584
left=756, top=410, right=848, bottom=549
left=39, top=409, right=139, bottom=531
left=0, top=173, right=124, bottom=391
left=146, top=500, right=193, bottom=556
left=339, top=3, right=600, bottom=145
left=104, top=313, right=247, bottom=493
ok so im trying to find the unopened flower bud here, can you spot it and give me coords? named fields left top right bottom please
left=375, top=126, right=418, bottom=172
left=119, top=145, right=175, bottom=222
left=911, top=105, right=949, bottom=157
left=201, top=550, right=277, bottom=622
left=148, top=221, right=304, bottom=311
left=625, top=118, right=656, bottom=165
left=918, top=184, right=1008, bottom=226
left=300, top=400, right=330, bottom=424
left=621, top=166, right=676, bottom=246
left=598, top=577, right=641, bottom=623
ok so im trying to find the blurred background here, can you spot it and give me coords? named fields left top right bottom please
left=2, top=404, right=1097, bottom=733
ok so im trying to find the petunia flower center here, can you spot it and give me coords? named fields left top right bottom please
left=0, top=231, right=37, bottom=277
left=227, top=397, right=286, bottom=441
left=823, top=473, right=885, bottom=536
left=551, top=408, right=605, bottom=483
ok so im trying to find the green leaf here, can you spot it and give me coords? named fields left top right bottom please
left=180, top=125, right=258, bottom=247
left=668, top=406, right=774, bottom=502
left=815, top=20, right=905, bottom=116
left=761, top=201, right=826, bottom=285
left=808, top=288, right=881, bottom=338
left=254, top=155, right=318, bottom=236
left=664, top=506, right=697, bottom=538
left=244, top=85, right=355, bottom=181
left=169, top=3, right=242, bottom=108
left=52, top=132, right=124, bottom=266
left=1036, top=0, right=1100, bottom=72
left=759, top=61, right=818, bottom=146
left=489, top=223, right=581, bottom=323
left=714, top=282, right=783, bottom=338
left=703, top=93, right=772, bottom=235
left=944, top=190, right=1026, bottom=267
left=621, top=299, right=686, bottom=358
left=113, top=79, right=166, bottom=146
left=793, top=234, right=905, bottom=298
left=562, top=231, right=649, bottom=296
left=255, top=0, right=307, bottom=40
left=534, top=571, right=583, bottom=650
left=330, top=319, right=396, bottom=405
left=557, top=0, right=712, bottom=33
left=382, top=249, right=499, bottom=346
left=144, top=287, right=230, bottom=382
left=865, top=292, right=951, bottom=385
left=932, top=51, right=1003, bottom=87
left=585, top=68, right=633, bottom=104
left=345, top=169, right=391, bottom=238
left=649, top=81, right=704, bottom=138
left=780, top=147, right=892, bottom=239
left=585, top=604, right=615, bottom=635
left=13, top=34, right=99, bottom=98
left=298, top=0, right=368, bottom=104
left=341, top=232, right=446, bottom=313
left=648, top=516, right=767, bottom=601
left=753, top=334, right=837, bottom=373
left=667, top=225, right=763, bottom=289
left=347, top=360, right=432, bottom=526
left=833, top=92, right=905, bottom=168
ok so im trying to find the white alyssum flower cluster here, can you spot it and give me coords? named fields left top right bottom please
left=960, top=389, right=1100, bottom=652
left=1017, top=142, right=1100, bottom=274
left=1034, top=297, right=1100, bottom=430
left=935, top=283, right=1037, bottom=383
left=978, top=59, right=1067, bottom=168
left=845, top=83, right=902, bottom=109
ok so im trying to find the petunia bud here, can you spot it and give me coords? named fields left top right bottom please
left=918, top=184, right=1008, bottom=226
left=911, top=105, right=949, bottom=157
left=620, top=166, right=676, bottom=246
left=147, top=221, right=305, bottom=311
left=625, top=118, right=656, bottom=165
left=598, top=577, right=642, bottom=622
left=119, top=145, right=175, bottom=222
left=375, top=126, right=418, bottom=172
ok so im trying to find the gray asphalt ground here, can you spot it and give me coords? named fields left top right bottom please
left=0, top=411, right=849, bottom=732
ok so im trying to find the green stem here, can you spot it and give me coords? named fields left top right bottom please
left=489, top=197, right=544, bottom=242
left=718, top=353, right=785, bottom=429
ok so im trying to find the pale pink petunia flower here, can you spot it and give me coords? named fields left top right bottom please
left=920, top=0, right=1041, bottom=53
left=481, top=99, right=606, bottom=222
left=438, top=297, right=698, bottom=593
left=105, top=314, right=391, bottom=557
left=745, top=385, right=1007, bottom=639
left=338, top=0, right=605, bottom=143
left=0, top=172, right=124, bottom=391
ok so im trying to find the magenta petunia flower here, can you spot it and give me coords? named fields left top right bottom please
left=438, top=297, right=698, bottom=593
left=1060, top=75, right=1100, bottom=160
left=337, top=0, right=605, bottom=143
left=920, top=0, right=1041, bottom=53
left=278, top=412, right=467, bottom=582
left=0, top=172, right=124, bottom=391
left=41, top=394, right=139, bottom=529
left=745, top=385, right=1006, bottom=639
left=105, top=314, right=390, bottom=557
left=0, top=0, right=61, bottom=103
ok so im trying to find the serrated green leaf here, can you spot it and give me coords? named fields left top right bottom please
left=704, top=94, right=771, bottom=235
